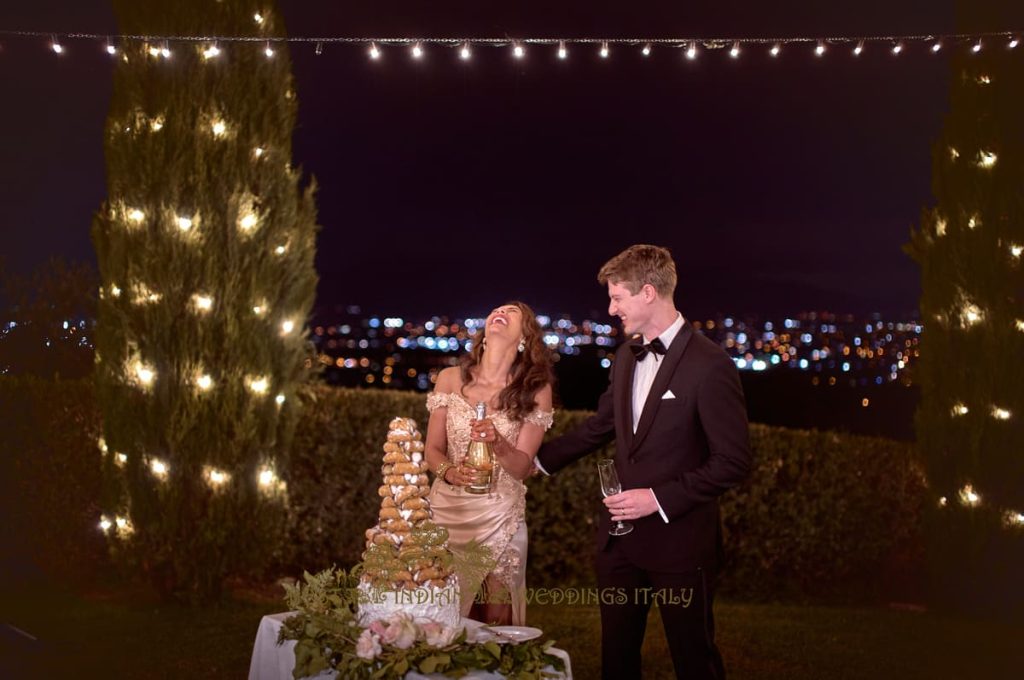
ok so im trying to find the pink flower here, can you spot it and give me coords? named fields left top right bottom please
left=422, top=622, right=458, bottom=647
left=368, top=620, right=387, bottom=636
left=355, top=629, right=382, bottom=660
left=382, top=613, right=418, bottom=650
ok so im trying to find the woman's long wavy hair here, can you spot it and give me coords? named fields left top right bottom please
left=459, top=301, right=554, bottom=421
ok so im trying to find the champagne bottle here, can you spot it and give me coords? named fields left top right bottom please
left=464, top=402, right=495, bottom=495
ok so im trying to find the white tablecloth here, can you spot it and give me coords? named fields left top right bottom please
left=248, top=612, right=572, bottom=680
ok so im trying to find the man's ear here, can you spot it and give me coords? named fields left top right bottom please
left=642, top=283, right=657, bottom=302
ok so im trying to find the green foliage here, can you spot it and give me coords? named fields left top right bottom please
left=90, top=1, right=318, bottom=601
left=2, top=378, right=926, bottom=601
left=278, top=566, right=565, bottom=680
left=904, top=16, right=1024, bottom=616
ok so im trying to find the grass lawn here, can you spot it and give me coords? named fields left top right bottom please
left=1, top=582, right=1021, bottom=679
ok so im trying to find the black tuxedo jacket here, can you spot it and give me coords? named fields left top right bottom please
left=537, top=320, right=752, bottom=572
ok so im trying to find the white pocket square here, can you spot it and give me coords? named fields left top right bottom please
left=661, top=390, right=676, bottom=400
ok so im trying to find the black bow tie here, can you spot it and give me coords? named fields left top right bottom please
left=630, top=337, right=667, bottom=362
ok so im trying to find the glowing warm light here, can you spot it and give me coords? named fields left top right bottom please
left=815, top=42, right=826, bottom=56
left=558, top=41, right=567, bottom=59
left=275, top=245, right=287, bottom=255
left=411, top=43, right=423, bottom=59
left=51, top=40, right=64, bottom=55
left=128, top=208, right=145, bottom=224
left=1016, top=320, right=1024, bottom=332
left=861, top=398, right=870, bottom=407
left=369, top=42, right=381, bottom=60
left=641, top=43, right=651, bottom=56
left=161, top=47, right=171, bottom=59
left=935, top=218, right=946, bottom=236
left=253, top=147, right=265, bottom=158
left=106, top=44, right=116, bottom=55
left=192, top=294, right=213, bottom=312
left=264, top=43, right=275, bottom=58
left=258, top=467, right=279, bottom=489
left=249, top=377, right=269, bottom=394
left=513, top=43, right=525, bottom=59
left=958, top=484, right=980, bottom=506
left=770, top=43, right=780, bottom=57
left=148, top=46, right=161, bottom=58
left=931, top=42, right=942, bottom=53
left=254, top=13, right=265, bottom=24
left=135, top=362, right=156, bottom=385
left=972, top=41, right=982, bottom=53
left=951, top=403, right=969, bottom=416
left=978, top=151, right=997, bottom=168
left=1011, top=244, right=1023, bottom=259
left=730, top=42, right=740, bottom=58
left=253, top=304, right=266, bottom=316
left=202, top=45, right=221, bottom=59
left=99, top=517, right=112, bottom=532
left=110, top=284, right=122, bottom=298
left=98, top=438, right=109, bottom=454
left=459, top=43, right=470, bottom=60
left=238, top=212, right=258, bottom=231
left=197, top=374, right=213, bottom=391
left=176, top=216, right=193, bottom=231
left=967, top=214, right=977, bottom=229
left=950, top=147, right=960, bottom=160
left=275, top=393, right=286, bottom=405
left=116, top=453, right=127, bottom=465
left=211, top=120, right=227, bottom=137
left=1010, top=38, right=1020, bottom=49
left=892, top=43, right=903, bottom=55
left=600, top=42, right=610, bottom=58
left=150, top=458, right=169, bottom=478
left=991, top=406, right=1012, bottom=420
left=281, top=319, right=295, bottom=334
left=938, top=496, right=948, bottom=507
left=978, top=75, right=991, bottom=84
left=686, top=42, right=697, bottom=60
left=853, top=41, right=864, bottom=56
left=150, top=118, right=164, bottom=132
left=205, top=466, right=230, bottom=487
left=1005, top=510, right=1024, bottom=527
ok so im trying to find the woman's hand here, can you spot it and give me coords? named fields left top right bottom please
left=470, top=417, right=506, bottom=447
left=443, top=465, right=476, bottom=486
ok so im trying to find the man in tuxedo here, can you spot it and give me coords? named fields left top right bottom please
left=536, top=244, right=752, bottom=679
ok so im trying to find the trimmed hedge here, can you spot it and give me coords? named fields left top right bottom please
left=0, top=378, right=925, bottom=600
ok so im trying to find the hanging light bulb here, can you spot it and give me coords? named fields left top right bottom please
left=205, top=466, right=230, bottom=487
left=853, top=40, right=864, bottom=56
left=958, top=484, right=981, bottom=506
left=264, top=42, right=275, bottom=58
left=315, top=42, right=323, bottom=56
left=892, top=42, right=903, bottom=55
left=951, top=403, right=969, bottom=416
left=1010, top=37, right=1020, bottom=49
left=991, top=406, right=1012, bottom=420
left=275, top=393, right=286, bottom=405
left=460, top=42, right=471, bottom=60
left=258, top=467, right=277, bottom=488
left=275, top=244, right=287, bottom=255
left=161, top=43, right=171, bottom=59
left=211, top=120, right=227, bottom=137
left=931, top=41, right=942, bottom=53
left=730, top=42, right=740, bottom=58
left=770, top=43, right=781, bottom=57
left=192, top=294, right=213, bottom=312
left=641, top=43, right=651, bottom=56
left=686, top=41, right=697, bottom=60
left=369, top=42, right=380, bottom=60
left=176, top=216, right=193, bottom=231
left=281, top=319, right=295, bottom=334
left=513, top=42, right=525, bottom=59
left=238, top=211, right=258, bottom=231
left=972, top=40, right=982, bottom=53
left=815, top=41, right=826, bottom=57
left=253, top=147, right=265, bottom=158
left=202, top=43, right=221, bottom=59
left=105, top=42, right=116, bottom=56
left=1010, top=244, right=1023, bottom=258
left=134, top=361, right=156, bottom=386
left=557, top=41, right=567, bottom=60
left=600, top=42, right=610, bottom=59
left=254, top=13, right=265, bottom=24
left=150, top=458, right=169, bottom=479
left=248, top=376, right=269, bottom=395
left=99, top=517, right=112, bottom=533
left=978, top=151, right=997, bottom=168
left=51, top=36, right=64, bottom=54
left=411, top=42, right=424, bottom=59
left=128, top=208, right=145, bottom=224
left=196, top=374, right=213, bottom=391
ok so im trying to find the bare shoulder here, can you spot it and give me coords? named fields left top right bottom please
left=435, top=366, right=462, bottom=392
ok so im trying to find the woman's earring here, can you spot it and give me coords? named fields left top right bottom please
left=517, top=339, right=526, bottom=353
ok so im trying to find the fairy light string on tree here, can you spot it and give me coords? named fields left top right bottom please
left=90, top=1, right=318, bottom=602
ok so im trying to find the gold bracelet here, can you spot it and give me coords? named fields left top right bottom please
left=435, top=461, right=453, bottom=481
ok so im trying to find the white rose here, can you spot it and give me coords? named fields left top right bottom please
left=382, top=613, right=418, bottom=650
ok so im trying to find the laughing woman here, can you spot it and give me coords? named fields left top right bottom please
left=424, top=301, right=555, bottom=625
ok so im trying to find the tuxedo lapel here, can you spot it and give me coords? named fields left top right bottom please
left=630, top=322, right=694, bottom=453
left=616, top=337, right=639, bottom=451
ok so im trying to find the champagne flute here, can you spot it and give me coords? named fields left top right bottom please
left=597, top=459, right=633, bottom=536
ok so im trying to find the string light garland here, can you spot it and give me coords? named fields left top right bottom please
left=2, top=28, right=1021, bottom=63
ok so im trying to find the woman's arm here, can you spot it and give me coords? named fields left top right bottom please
left=424, top=367, right=474, bottom=486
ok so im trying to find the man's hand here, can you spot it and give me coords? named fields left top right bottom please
left=603, top=489, right=659, bottom=521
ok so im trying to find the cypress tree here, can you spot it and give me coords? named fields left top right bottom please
left=905, top=9, right=1024, bottom=616
left=91, top=1, right=318, bottom=601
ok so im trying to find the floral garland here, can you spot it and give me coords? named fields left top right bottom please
left=277, top=566, right=566, bottom=679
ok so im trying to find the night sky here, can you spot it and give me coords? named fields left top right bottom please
left=6, top=1, right=1019, bottom=321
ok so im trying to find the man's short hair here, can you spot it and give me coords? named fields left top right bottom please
left=597, top=244, right=677, bottom=298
